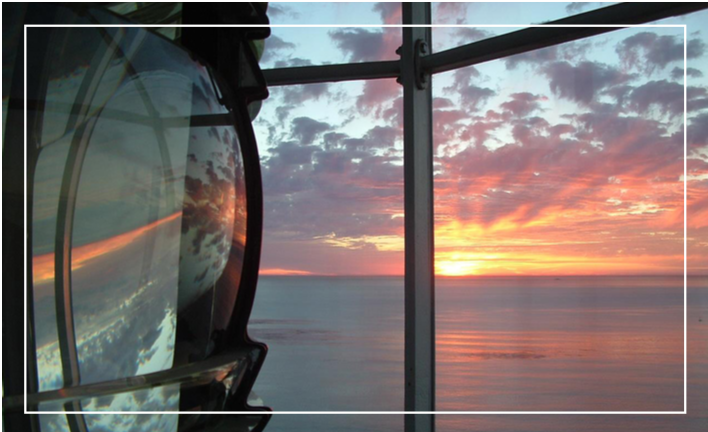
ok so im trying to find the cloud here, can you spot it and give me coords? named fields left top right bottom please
left=500, top=92, right=544, bottom=118
left=329, top=21, right=401, bottom=64
left=290, top=117, right=332, bottom=145
left=624, top=80, right=708, bottom=117
left=544, top=61, right=633, bottom=105
left=329, top=28, right=384, bottom=62
left=506, top=46, right=558, bottom=69
left=266, top=4, right=299, bottom=20
left=259, top=114, right=404, bottom=250
left=453, top=27, right=491, bottom=43
left=616, top=32, right=706, bottom=73
left=251, top=17, right=706, bottom=276
left=434, top=97, right=455, bottom=109
left=445, top=67, right=496, bottom=111
left=270, top=141, right=317, bottom=166
left=434, top=108, right=469, bottom=152
left=688, top=112, right=708, bottom=147
left=566, top=2, right=592, bottom=13
left=261, top=35, right=296, bottom=64
left=356, top=79, right=401, bottom=115
left=628, top=80, right=684, bottom=116
left=434, top=2, right=470, bottom=24
left=432, top=83, right=686, bottom=236
left=688, top=86, right=708, bottom=112
left=373, top=2, right=401, bottom=24
left=671, top=67, right=704, bottom=80
left=363, top=125, right=400, bottom=148
left=458, top=111, right=504, bottom=147
left=273, top=57, right=313, bottom=68
left=274, top=83, right=331, bottom=121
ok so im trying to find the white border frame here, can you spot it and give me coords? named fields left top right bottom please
left=23, top=23, right=688, bottom=415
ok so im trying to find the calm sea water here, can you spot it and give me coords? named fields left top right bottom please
left=248, top=275, right=707, bottom=432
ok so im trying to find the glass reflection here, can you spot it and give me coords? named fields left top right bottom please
left=27, top=7, right=249, bottom=427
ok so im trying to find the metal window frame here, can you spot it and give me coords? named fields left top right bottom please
left=259, top=3, right=707, bottom=432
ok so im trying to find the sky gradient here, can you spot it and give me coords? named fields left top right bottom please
left=253, top=2, right=708, bottom=277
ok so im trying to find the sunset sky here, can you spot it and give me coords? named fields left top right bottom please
left=253, top=2, right=708, bottom=277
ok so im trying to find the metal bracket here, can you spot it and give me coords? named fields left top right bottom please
left=413, top=39, right=429, bottom=90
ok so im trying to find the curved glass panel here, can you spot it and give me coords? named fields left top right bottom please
left=27, top=6, right=249, bottom=423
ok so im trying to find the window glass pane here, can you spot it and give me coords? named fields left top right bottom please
left=433, top=20, right=695, bottom=419
left=249, top=77, right=404, bottom=421
left=432, top=2, right=620, bottom=52
left=262, top=2, right=401, bottom=68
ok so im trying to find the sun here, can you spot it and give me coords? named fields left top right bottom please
left=435, top=260, right=480, bottom=277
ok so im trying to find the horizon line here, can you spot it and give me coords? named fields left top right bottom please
left=258, top=273, right=702, bottom=278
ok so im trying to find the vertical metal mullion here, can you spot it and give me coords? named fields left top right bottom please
left=402, top=3, right=434, bottom=432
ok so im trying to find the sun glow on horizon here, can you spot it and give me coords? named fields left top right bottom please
left=260, top=268, right=318, bottom=276
left=435, top=258, right=481, bottom=277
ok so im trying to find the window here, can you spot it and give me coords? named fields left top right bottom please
left=4, top=3, right=708, bottom=432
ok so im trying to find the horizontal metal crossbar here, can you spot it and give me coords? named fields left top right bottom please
left=261, top=2, right=708, bottom=86
left=263, top=60, right=400, bottom=86
left=423, top=1, right=708, bottom=74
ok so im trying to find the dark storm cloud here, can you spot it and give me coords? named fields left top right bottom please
left=544, top=61, right=632, bottom=105
left=290, top=117, right=332, bottom=145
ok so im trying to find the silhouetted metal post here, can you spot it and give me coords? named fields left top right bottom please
left=402, top=3, right=434, bottom=432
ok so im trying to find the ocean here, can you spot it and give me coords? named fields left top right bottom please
left=248, top=275, right=707, bottom=432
